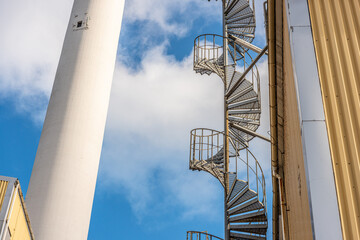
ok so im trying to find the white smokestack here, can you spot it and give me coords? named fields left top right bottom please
left=25, top=0, right=125, bottom=239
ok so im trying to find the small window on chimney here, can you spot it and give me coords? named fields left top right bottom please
left=73, top=17, right=89, bottom=31
left=77, top=21, right=83, bottom=28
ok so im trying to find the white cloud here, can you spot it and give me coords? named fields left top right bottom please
left=99, top=44, right=225, bottom=221
left=108, top=44, right=223, bottom=149
left=0, top=0, right=73, bottom=121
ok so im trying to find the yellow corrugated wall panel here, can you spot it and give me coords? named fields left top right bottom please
left=0, top=181, right=9, bottom=210
left=308, top=0, right=360, bottom=239
left=8, top=191, right=31, bottom=240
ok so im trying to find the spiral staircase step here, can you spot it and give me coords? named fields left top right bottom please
left=228, top=116, right=260, bottom=125
left=228, top=198, right=262, bottom=216
left=225, top=3, right=250, bottom=20
left=227, top=85, right=254, bottom=104
left=229, top=109, right=261, bottom=115
left=228, top=198, right=261, bottom=215
left=224, top=0, right=242, bottom=15
left=228, top=97, right=258, bottom=109
left=226, top=12, right=254, bottom=24
left=228, top=187, right=257, bottom=208
left=228, top=180, right=248, bottom=201
left=234, top=188, right=257, bottom=205
left=230, top=231, right=266, bottom=240
left=227, top=79, right=253, bottom=98
left=228, top=23, right=256, bottom=29
left=232, top=98, right=259, bottom=111
left=230, top=223, right=267, bottom=235
left=229, top=209, right=266, bottom=223
left=205, top=148, right=224, bottom=163
left=227, top=31, right=255, bottom=39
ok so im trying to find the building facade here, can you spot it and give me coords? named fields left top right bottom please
left=267, top=0, right=360, bottom=239
left=0, top=176, right=34, bottom=240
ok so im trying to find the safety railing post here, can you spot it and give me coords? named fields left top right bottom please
left=247, top=149, right=249, bottom=183
left=244, top=51, right=246, bottom=72
left=252, top=67, right=254, bottom=85
left=207, top=135, right=210, bottom=159
left=256, top=163, right=259, bottom=201
left=204, top=35, right=207, bottom=60
left=201, top=129, right=204, bottom=160
left=198, top=37, right=200, bottom=61
left=193, top=131, right=196, bottom=161
left=211, top=130, right=214, bottom=160
left=194, top=41, right=196, bottom=65
left=213, top=35, right=215, bottom=60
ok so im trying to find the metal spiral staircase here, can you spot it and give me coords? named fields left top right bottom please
left=187, top=0, right=269, bottom=240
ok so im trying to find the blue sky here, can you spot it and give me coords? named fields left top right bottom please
left=0, top=0, right=271, bottom=239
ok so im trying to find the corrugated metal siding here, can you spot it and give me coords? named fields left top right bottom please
left=0, top=180, right=9, bottom=211
left=308, top=0, right=360, bottom=239
left=8, top=191, right=32, bottom=240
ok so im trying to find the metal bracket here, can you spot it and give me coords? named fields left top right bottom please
left=225, top=45, right=268, bottom=98
left=228, top=34, right=268, bottom=54
left=230, top=123, right=271, bottom=142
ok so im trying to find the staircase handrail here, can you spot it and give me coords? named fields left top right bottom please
left=194, top=34, right=261, bottom=97
left=189, top=128, right=267, bottom=211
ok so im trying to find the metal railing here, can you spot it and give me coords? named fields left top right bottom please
left=193, top=34, right=261, bottom=99
left=189, top=128, right=267, bottom=211
left=187, top=231, right=223, bottom=240
left=194, top=34, right=223, bottom=65
left=190, top=128, right=224, bottom=164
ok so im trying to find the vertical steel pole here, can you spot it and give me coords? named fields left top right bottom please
left=222, top=1, right=230, bottom=240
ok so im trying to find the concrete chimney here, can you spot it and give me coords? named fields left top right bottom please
left=26, top=0, right=125, bottom=239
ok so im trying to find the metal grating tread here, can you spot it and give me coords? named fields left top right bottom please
left=204, top=148, right=224, bottom=164
left=230, top=200, right=264, bottom=216
left=229, top=198, right=259, bottom=214
left=230, top=231, right=266, bottom=240
left=230, top=223, right=267, bottom=235
left=229, top=210, right=267, bottom=223
left=228, top=180, right=248, bottom=201
left=227, top=85, right=254, bottom=104
left=228, top=97, right=259, bottom=109
left=230, top=188, right=257, bottom=207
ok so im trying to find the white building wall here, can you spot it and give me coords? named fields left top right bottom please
left=25, top=0, right=125, bottom=239
left=284, top=0, right=343, bottom=239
